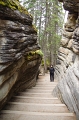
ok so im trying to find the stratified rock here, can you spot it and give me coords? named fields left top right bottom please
left=63, top=0, right=79, bottom=13
left=67, top=39, right=73, bottom=49
left=58, top=0, right=79, bottom=12
left=54, top=56, right=79, bottom=119
left=64, top=13, right=77, bottom=32
left=61, top=36, right=70, bottom=46
left=72, top=27, right=79, bottom=54
left=0, top=0, right=42, bottom=110
left=53, top=1, right=79, bottom=119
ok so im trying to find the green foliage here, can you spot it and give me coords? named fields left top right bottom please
left=20, top=0, right=64, bottom=66
left=41, top=59, right=44, bottom=66
left=21, top=0, right=37, bottom=10
left=46, top=59, right=50, bottom=66
left=41, top=58, right=50, bottom=66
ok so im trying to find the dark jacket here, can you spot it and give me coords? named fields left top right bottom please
left=49, top=67, right=55, bottom=74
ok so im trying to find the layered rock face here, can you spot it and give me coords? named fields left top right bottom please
left=0, top=1, right=41, bottom=110
left=53, top=0, right=79, bottom=119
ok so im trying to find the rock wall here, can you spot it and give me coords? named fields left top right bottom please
left=53, top=0, right=79, bottom=119
left=0, top=0, right=42, bottom=110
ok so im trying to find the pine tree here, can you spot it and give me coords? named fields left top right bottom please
left=20, top=0, right=64, bottom=72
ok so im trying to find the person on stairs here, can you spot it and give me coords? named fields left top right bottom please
left=49, top=65, right=55, bottom=82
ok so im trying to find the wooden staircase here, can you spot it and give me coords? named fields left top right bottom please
left=0, top=74, right=76, bottom=120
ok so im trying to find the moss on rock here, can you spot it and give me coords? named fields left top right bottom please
left=36, top=50, right=43, bottom=56
left=32, top=25, right=37, bottom=33
left=0, top=0, right=31, bottom=16
left=26, top=50, right=43, bottom=60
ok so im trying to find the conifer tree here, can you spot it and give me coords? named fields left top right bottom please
left=20, top=0, right=64, bottom=71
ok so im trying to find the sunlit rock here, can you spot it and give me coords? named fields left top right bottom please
left=67, top=39, right=73, bottom=49
left=61, top=37, right=70, bottom=46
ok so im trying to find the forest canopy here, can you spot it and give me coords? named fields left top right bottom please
left=20, top=0, right=64, bottom=71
